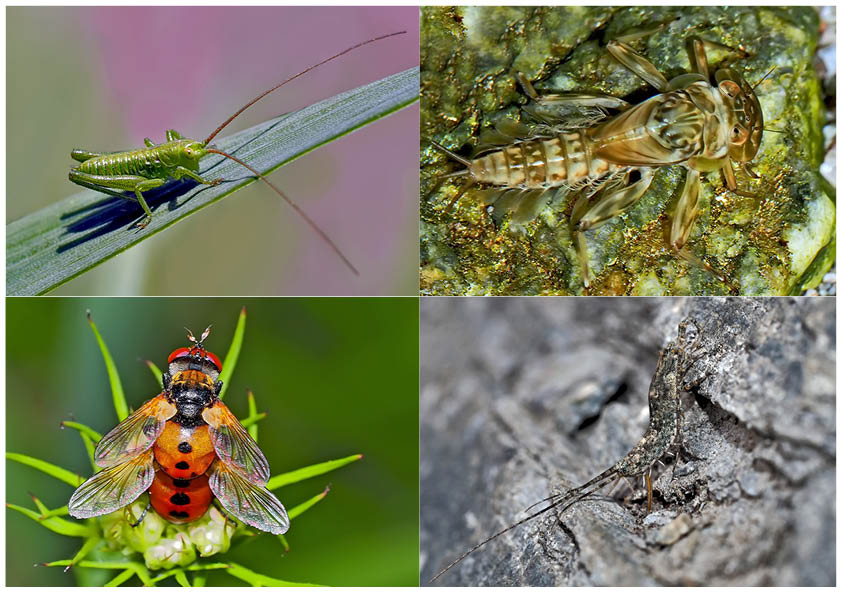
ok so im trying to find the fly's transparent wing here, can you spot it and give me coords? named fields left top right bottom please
left=202, top=401, right=270, bottom=484
left=94, top=394, right=176, bottom=467
left=209, top=459, right=289, bottom=535
left=68, top=450, right=155, bottom=518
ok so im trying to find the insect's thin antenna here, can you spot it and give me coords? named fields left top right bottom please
left=429, top=140, right=472, bottom=167
left=763, top=128, right=784, bottom=133
left=185, top=327, right=196, bottom=343
left=204, top=31, right=407, bottom=145
left=206, top=148, right=358, bottom=276
left=751, top=65, right=776, bottom=90
left=428, top=499, right=562, bottom=583
left=430, top=471, right=618, bottom=583
left=200, top=325, right=212, bottom=343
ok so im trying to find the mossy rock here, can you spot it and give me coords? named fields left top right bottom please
left=420, top=6, right=834, bottom=295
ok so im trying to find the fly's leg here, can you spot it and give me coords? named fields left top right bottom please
left=669, top=168, right=737, bottom=292
left=68, top=170, right=164, bottom=228
left=216, top=506, right=240, bottom=530
left=570, top=168, right=655, bottom=288
left=129, top=501, right=152, bottom=527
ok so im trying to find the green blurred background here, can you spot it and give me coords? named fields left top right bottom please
left=6, top=298, right=419, bottom=586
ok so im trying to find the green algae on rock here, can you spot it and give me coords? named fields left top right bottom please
left=420, top=6, right=834, bottom=295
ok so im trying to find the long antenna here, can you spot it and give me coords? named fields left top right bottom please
left=204, top=30, right=407, bottom=145
left=751, top=65, right=776, bottom=91
left=206, top=148, right=358, bottom=276
left=429, top=471, right=618, bottom=583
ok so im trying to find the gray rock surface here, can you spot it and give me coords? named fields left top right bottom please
left=420, top=298, right=835, bottom=586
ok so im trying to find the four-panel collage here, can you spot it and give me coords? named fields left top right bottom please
left=4, top=4, right=837, bottom=589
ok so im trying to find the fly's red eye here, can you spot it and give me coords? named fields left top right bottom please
left=168, top=347, right=192, bottom=363
left=205, top=351, right=223, bottom=372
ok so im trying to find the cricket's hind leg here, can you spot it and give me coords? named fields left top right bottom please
left=68, top=170, right=165, bottom=229
left=70, top=149, right=105, bottom=162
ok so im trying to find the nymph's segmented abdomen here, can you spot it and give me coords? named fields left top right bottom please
left=76, top=147, right=166, bottom=178
left=470, top=130, right=621, bottom=190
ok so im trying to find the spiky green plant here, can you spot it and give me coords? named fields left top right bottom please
left=6, top=307, right=362, bottom=586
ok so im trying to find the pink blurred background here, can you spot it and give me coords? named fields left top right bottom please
left=7, top=6, right=419, bottom=295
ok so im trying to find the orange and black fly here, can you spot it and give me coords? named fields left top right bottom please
left=68, top=326, right=288, bottom=534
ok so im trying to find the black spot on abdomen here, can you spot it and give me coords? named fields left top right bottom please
left=170, top=492, right=191, bottom=505
left=169, top=510, right=190, bottom=518
left=175, top=461, right=190, bottom=470
left=178, top=442, right=193, bottom=453
left=173, top=478, right=191, bottom=488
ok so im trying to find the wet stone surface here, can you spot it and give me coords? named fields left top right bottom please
left=421, top=7, right=834, bottom=295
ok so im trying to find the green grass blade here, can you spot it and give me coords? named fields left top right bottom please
left=44, top=561, right=153, bottom=586
left=288, top=487, right=330, bottom=520
left=28, top=494, right=69, bottom=519
left=81, top=433, right=97, bottom=471
left=30, top=494, right=49, bottom=515
left=42, top=505, right=71, bottom=519
left=60, top=420, right=103, bottom=443
left=104, top=568, right=136, bottom=587
left=7, top=503, right=93, bottom=537
left=61, top=421, right=101, bottom=470
left=217, top=307, right=247, bottom=400
left=68, top=535, right=101, bottom=569
left=7, top=67, right=419, bottom=296
left=246, top=390, right=258, bottom=441
left=87, top=311, right=128, bottom=420
left=150, top=563, right=228, bottom=585
left=226, top=562, right=322, bottom=587
left=239, top=411, right=266, bottom=429
left=6, top=452, right=84, bottom=487
left=145, top=360, right=164, bottom=389
left=174, top=571, right=190, bottom=587
left=267, top=453, right=362, bottom=490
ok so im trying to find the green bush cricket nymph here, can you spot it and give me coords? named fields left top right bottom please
left=68, top=31, right=406, bottom=276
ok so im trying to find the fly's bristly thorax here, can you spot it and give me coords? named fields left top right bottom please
left=170, top=383, right=214, bottom=426
left=167, top=354, right=221, bottom=383
left=166, top=346, right=221, bottom=426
